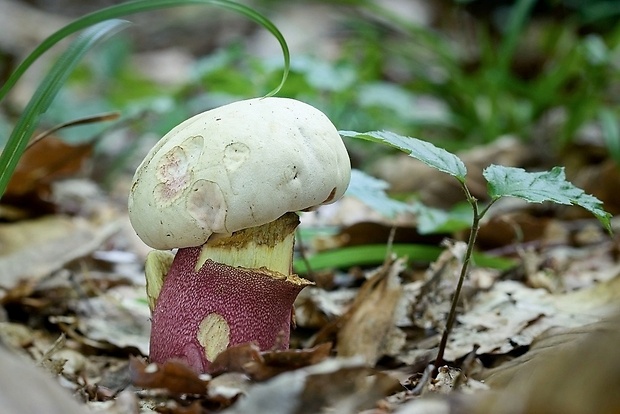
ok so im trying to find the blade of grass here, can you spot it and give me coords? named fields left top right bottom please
left=0, top=0, right=289, bottom=101
left=580, top=2, right=620, bottom=24
left=0, top=0, right=289, bottom=199
left=497, top=0, right=537, bottom=74
left=0, top=20, right=130, bottom=198
left=600, top=108, right=620, bottom=164
left=28, top=111, right=120, bottom=150
left=293, top=244, right=515, bottom=274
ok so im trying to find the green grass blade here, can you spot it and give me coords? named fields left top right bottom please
left=0, top=0, right=289, bottom=199
left=600, top=108, right=620, bottom=165
left=0, top=0, right=289, bottom=101
left=497, top=0, right=537, bottom=73
left=293, top=244, right=515, bottom=274
left=0, top=20, right=131, bottom=198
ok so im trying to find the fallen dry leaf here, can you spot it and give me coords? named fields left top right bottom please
left=206, top=372, right=249, bottom=406
left=3, top=136, right=92, bottom=214
left=476, top=213, right=555, bottom=250
left=129, top=356, right=208, bottom=396
left=474, top=308, right=620, bottom=414
left=444, top=273, right=620, bottom=361
left=226, top=358, right=402, bottom=414
left=313, top=221, right=445, bottom=251
left=209, top=342, right=262, bottom=375
left=0, top=215, right=121, bottom=295
left=247, top=342, right=333, bottom=381
left=565, top=157, right=620, bottom=217
left=335, top=257, right=406, bottom=365
left=0, top=342, right=89, bottom=414
left=210, top=342, right=332, bottom=381
left=412, top=241, right=470, bottom=332
left=295, top=287, right=358, bottom=329
left=74, top=285, right=150, bottom=355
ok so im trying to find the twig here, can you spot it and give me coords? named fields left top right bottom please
left=411, top=363, right=435, bottom=396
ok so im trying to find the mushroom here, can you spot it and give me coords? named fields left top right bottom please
left=128, top=97, right=351, bottom=372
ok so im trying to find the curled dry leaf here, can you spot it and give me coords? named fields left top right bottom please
left=476, top=213, right=555, bottom=250
left=246, top=342, right=333, bottom=381
left=0, top=215, right=120, bottom=294
left=565, top=158, right=620, bottom=217
left=209, top=342, right=263, bottom=375
left=313, top=221, right=445, bottom=251
left=210, top=342, right=332, bottom=381
left=295, top=287, right=358, bottom=329
left=336, top=257, right=406, bottom=365
left=3, top=136, right=92, bottom=213
left=206, top=372, right=250, bottom=408
left=129, top=356, right=208, bottom=396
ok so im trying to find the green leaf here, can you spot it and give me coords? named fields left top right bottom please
left=346, top=169, right=415, bottom=218
left=415, top=202, right=473, bottom=234
left=496, top=0, right=537, bottom=73
left=340, top=130, right=467, bottom=181
left=0, top=19, right=131, bottom=198
left=483, top=165, right=612, bottom=232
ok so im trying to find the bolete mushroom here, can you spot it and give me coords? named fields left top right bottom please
left=128, top=97, right=351, bottom=372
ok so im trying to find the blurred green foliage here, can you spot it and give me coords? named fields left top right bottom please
left=1, top=0, right=619, bottom=186
left=0, top=0, right=290, bottom=197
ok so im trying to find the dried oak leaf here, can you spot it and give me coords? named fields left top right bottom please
left=4, top=136, right=92, bottom=214
left=247, top=343, right=333, bottom=381
left=129, top=356, right=207, bottom=395
left=209, top=342, right=262, bottom=375
left=210, top=342, right=332, bottom=381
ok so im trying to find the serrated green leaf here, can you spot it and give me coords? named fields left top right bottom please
left=483, top=165, right=612, bottom=232
left=340, top=130, right=467, bottom=181
left=345, top=169, right=415, bottom=218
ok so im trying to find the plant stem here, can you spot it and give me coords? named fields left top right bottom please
left=433, top=184, right=482, bottom=369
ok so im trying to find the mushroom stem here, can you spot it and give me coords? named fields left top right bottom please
left=147, top=213, right=311, bottom=373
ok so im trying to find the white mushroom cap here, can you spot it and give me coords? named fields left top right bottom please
left=128, top=97, right=351, bottom=250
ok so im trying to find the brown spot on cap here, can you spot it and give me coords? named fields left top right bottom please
left=323, top=187, right=338, bottom=204
left=154, top=146, right=192, bottom=206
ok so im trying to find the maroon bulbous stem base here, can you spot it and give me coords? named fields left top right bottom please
left=149, top=246, right=307, bottom=373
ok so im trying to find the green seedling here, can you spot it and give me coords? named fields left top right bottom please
left=341, top=129, right=612, bottom=369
